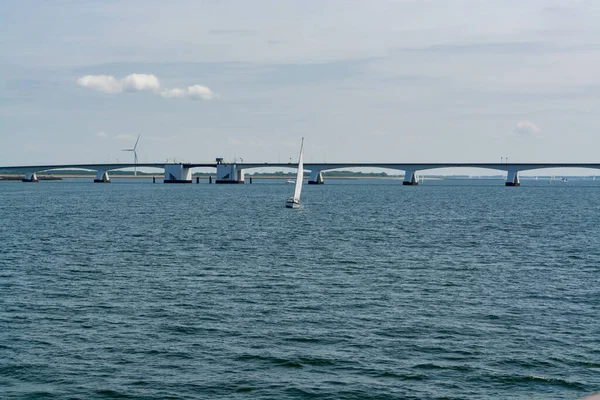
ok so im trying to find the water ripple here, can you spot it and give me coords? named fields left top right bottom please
left=1, top=179, right=600, bottom=399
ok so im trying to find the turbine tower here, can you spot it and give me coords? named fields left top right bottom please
left=122, top=134, right=140, bottom=176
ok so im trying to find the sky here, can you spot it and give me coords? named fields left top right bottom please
left=1, top=0, right=600, bottom=174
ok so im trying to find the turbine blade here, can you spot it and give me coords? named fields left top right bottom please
left=134, top=134, right=140, bottom=150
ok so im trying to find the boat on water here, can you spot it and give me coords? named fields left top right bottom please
left=285, top=138, right=304, bottom=209
left=285, top=179, right=296, bottom=184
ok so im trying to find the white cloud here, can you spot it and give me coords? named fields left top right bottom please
left=187, top=84, right=216, bottom=100
left=78, top=73, right=216, bottom=101
left=121, top=73, right=160, bottom=92
left=228, top=138, right=243, bottom=145
left=515, top=121, right=541, bottom=136
left=77, top=75, right=122, bottom=94
left=160, top=88, right=187, bottom=98
left=96, top=131, right=108, bottom=138
left=160, top=85, right=217, bottom=100
left=78, top=74, right=160, bottom=94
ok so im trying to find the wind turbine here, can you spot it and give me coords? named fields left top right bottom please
left=122, top=134, right=140, bottom=176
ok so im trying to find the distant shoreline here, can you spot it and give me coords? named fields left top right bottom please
left=0, top=174, right=589, bottom=181
left=0, top=173, right=512, bottom=181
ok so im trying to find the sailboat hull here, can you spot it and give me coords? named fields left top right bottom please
left=285, top=200, right=300, bottom=209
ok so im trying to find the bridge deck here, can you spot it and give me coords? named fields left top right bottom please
left=2, top=162, right=600, bottom=174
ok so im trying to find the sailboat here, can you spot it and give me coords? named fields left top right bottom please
left=285, top=138, right=304, bottom=209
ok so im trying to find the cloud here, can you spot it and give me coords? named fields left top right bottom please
left=187, top=85, right=216, bottom=100
left=78, top=73, right=216, bottom=101
left=77, top=75, right=122, bottom=93
left=78, top=73, right=159, bottom=94
left=515, top=121, right=541, bottom=136
left=228, top=138, right=243, bottom=145
left=121, top=74, right=160, bottom=92
left=160, top=88, right=187, bottom=98
left=160, top=85, right=217, bottom=100
left=96, top=131, right=108, bottom=138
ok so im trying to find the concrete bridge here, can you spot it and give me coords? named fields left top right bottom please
left=216, top=161, right=600, bottom=186
left=1, top=161, right=600, bottom=186
left=0, top=163, right=215, bottom=183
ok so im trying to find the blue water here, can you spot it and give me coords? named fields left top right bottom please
left=1, top=178, right=599, bottom=399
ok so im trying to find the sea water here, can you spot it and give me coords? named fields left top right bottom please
left=1, top=178, right=599, bottom=399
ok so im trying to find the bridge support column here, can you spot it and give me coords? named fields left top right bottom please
left=94, top=171, right=110, bottom=183
left=216, top=164, right=245, bottom=184
left=308, top=170, right=324, bottom=184
left=505, top=169, right=520, bottom=186
left=164, top=164, right=192, bottom=183
left=402, top=170, right=418, bottom=185
left=22, top=172, right=39, bottom=182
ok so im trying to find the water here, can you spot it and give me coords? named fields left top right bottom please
left=1, top=178, right=599, bottom=399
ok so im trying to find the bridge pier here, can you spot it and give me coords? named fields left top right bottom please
left=402, top=170, right=418, bottom=185
left=94, top=171, right=110, bottom=183
left=22, top=172, right=39, bottom=182
left=216, top=164, right=245, bottom=184
left=505, top=169, right=521, bottom=186
left=308, top=170, right=324, bottom=184
left=164, top=164, right=192, bottom=183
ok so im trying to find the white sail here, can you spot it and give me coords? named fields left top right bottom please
left=293, top=138, right=304, bottom=201
left=286, top=138, right=304, bottom=208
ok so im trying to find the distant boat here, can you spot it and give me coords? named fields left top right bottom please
left=285, top=138, right=304, bottom=209
left=285, top=179, right=296, bottom=184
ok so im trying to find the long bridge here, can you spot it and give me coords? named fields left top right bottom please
left=1, top=161, right=600, bottom=186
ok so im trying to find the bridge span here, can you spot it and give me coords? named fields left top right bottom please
left=0, top=163, right=216, bottom=183
left=1, top=161, right=600, bottom=186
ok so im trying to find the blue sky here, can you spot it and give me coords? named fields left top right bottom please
left=1, top=0, right=600, bottom=171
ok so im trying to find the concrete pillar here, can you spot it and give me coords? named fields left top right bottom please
left=216, top=164, right=244, bottom=184
left=402, top=169, right=418, bottom=185
left=308, top=170, right=324, bottom=184
left=94, top=170, right=110, bottom=183
left=505, top=169, right=520, bottom=186
left=22, top=172, right=39, bottom=182
left=164, top=164, right=192, bottom=183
